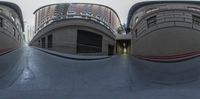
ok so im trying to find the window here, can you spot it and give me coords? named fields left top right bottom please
left=81, top=4, right=93, bottom=16
left=147, top=15, right=157, bottom=28
left=55, top=4, right=63, bottom=17
left=11, top=16, right=15, bottom=22
left=62, top=4, right=69, bottom=15
left=135, top=29, right=138, bottom=38
left=96, top=6, right=103, bottom=19
left=192, top=15, right=200, bottom=25
left=108, top=45, right=114, bottom=56
left=86, top=11, right=93, bottom=16
left=38, top=40, right=40, bottom=46
left=18, top=35, right=20, bottom=41
left=47, top=35, right=53, bottom=48
left=67, top=11, right=76, bottom=15
left=46, top=6, right=51, bottom=20
left=96, top=15, right=101, bottom=21
left=146, top=8, right=159, bottom=13
left=188, top=7, right=200, bottom=12
left=41, top=37, right=46, bottom=48
left=67, top=4, right=76, bottom=15
left=13, top=28, right=16, bottom=37
left=0, top=17, right=3, bottom=27
left=135, top=17, right=139, bottom=23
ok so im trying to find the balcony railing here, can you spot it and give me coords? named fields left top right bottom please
left=35, top=14, right=116, bottom=35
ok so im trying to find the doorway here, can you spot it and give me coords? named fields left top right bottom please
left=47, top=34, right=52, bottom=48
left=116, top=40, right=131, bottom=55
left=41, top=37, right=46, bottom=48
left=108, top=45, right=114, bottom=56
left=77, top=30, right=102, bottom=53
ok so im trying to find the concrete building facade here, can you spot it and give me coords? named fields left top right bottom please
left=30, top=3, right=121, bottom=56
left=0, top=1, right=24, bottom=83
left=0, top=1, right=24, bottom=54
left=127, top=1, right=200, bottom=61
left=126, top=1, right=200, bottom=84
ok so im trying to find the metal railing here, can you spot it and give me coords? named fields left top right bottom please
left=35, top=15, right=117, bottom=34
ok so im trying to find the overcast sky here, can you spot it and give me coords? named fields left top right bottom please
left=3, top=0, right=199, bottom=26
left=4, top=0, right=148, bottom=25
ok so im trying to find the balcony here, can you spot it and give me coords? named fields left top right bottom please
left=35, top=14, right=116, bottom=35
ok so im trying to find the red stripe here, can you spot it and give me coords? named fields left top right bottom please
left=136, top=51, right=200, bottom=62
left=0, top=48, right=14, bottom=54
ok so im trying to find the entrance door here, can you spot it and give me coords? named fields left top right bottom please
left=47, top=35, right=52, bottom=48
left=41, top=37, right=46, bottom=48
left=77, top=30, right=102, bottom=53
left=108, top=45, right=114, bottom=56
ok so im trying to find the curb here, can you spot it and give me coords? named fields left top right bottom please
left=32, top=47, right=111, bottom=60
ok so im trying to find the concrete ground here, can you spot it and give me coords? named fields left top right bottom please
left=0, top=45, right=200, bottom=99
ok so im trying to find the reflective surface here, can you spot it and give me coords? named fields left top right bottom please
left=0, top=46, right=24, bottom=89
left=1, top=45, right=200, bottom=98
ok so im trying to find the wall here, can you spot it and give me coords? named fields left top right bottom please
left=31, top=19, right=115, bottom=55
left=128, top=3, right=200, bottom=56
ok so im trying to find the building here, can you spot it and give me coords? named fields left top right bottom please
left=127, top=1, right=200, bottom=61
left=24, top=23, right=35, bottom=43
left=30, top=3, right=122, bottom=56
left=0, top=1, right=24, bottom=82
left=0, top=1, right=24, bottom=54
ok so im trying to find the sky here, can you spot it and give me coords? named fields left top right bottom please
left=4, top=0, right=143, bottom=26
left=3, top=0, right=199, bottom=26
